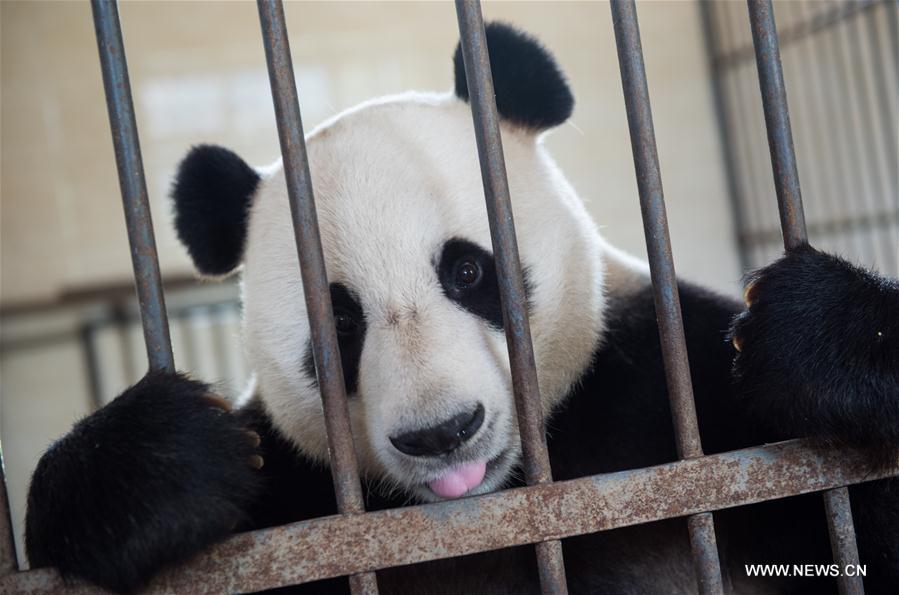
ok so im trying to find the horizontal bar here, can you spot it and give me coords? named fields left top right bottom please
left=8, top=439, right=896, bottom=594
left=256, top=1, right=376, bottom=593
left=610, top=1, right=723, bottom=592
left=91, top=0, right=174, bottom=372
left=453, top=1, right=567, bottom=593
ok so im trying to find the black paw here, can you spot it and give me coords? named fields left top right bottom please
left=25, top=371, right=263, bottom=593
left=730, top=245, right=899, bottom=461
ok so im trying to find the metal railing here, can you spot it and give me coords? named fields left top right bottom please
left=0, top=0, right=896, bottom=593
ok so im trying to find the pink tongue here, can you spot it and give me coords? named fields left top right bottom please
left=427, top=460, right=487, bottom=499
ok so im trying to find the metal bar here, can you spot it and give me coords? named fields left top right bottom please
left=610, top=1, right=724, bottom=593
left=719, top=2, right=772, bottom=268
left=255, top=1, right=377, bottom=593
left=746, top=3, right=865, bottom=594
left=453, top=2, right=567, bottom=593
left=699, top=1, right=751, bottom=272
left=845, top=8, right=899, bottom=274
left=112, top=303, right=138, bottom=384
left=824, top=488, right=865, bottom=595
left=79, top=324, right=105, bottom=410
left=746, top=0, right=806, bottom=250
left=7, top=439, right=896, bottom=594
left=714, top=0, right=881, bottom=71
left=0, top=454, right=17, bottom=577
left=815, top=3, right=880, bottom=263
left=793, top=0, right=868, bottom=260
left=91, top=0, right=174, bottom=373
left=887, top=0, right=899, bottom=98
left=864, top=4, right=898, bottom=203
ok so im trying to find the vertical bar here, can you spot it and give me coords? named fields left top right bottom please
left=610, top=2, right=724, bottom=594
left=112, top=303, right=138, bottom=384
left=453, top=2, right=567, bottom=593
left=815, top=5, right=877, bottom=262
left=746, top=0, right=806, bottom=250
left=746, top=3, right=865, bottom=594
left=255, top=2, right=378, bottom=593
left=719, top=3, right=772, bottom=269
left=209, top=305, right=232, bottom=387
left=80, top=323, right=105, bottom=410
left=699, top=1, right=751, bottom=273
left=864, top=4, right=898, bottom=203
left=91, top=0, right=174, bottom=372
left=0, top=453, right=17, bottom=576
left=845, top=7, right=898, bottom=274
left=179, top=312, right=200, bottom=374
left=824, top=488, right=865, bottom=595
left=795, top=1, right=868, bottom=261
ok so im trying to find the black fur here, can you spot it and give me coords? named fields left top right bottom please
left=437, top=238, right=532, bottom=331
left=729, top=244, right=899, bottom=466
left=170, top=144, right=260, bottom=276
left=302, top=283, right=368, bottom=394
left=453, top=22, right=574, bottom=130
left=25, top=371, right=262, bottom=593
left=25, top=248, right=899, bottom=593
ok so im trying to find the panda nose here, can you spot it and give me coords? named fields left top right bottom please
left=389, top=403, right=485, bottom=457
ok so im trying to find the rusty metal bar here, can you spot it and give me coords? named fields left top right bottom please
left=610, top=1, right=724, bottom=593
left=91, top=0, right=174, bottom=373
left=454, top=1, right=567, bottom=593
left=255, top=1, right=377, bottom=593
left=746, top=0, right=807, bottom=250
left=746, top=2, right=865, bottom=594
left=824, top=488, right=865, bottom=595
left=6, top=439, right=897, bottom=594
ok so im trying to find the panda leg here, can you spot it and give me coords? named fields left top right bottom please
left=25, top=371, right=264, bottom=593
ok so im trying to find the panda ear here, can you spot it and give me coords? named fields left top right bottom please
left=453, top=22, right=574, bottom=131
left=170, top=145, right=260, bottom=277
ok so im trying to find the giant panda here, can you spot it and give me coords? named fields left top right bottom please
left=25, top=23, right=899, bottom=595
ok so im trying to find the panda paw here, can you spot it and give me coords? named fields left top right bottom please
left=729, top=244, right=899, bottom=462
left=25, top=371, right=264, bottom=593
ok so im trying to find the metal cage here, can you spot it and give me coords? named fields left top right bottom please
left=1, top=1, right=896, bottom=594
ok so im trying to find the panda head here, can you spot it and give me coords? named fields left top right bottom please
left=172, top=23, right=606, bottom=502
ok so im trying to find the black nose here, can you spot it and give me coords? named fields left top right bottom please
left=389, top=403, right=485, bottom=457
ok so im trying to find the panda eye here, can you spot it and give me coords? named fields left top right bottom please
left=334, top=310, right=358, bottom=336
left=454, top=259, right=482, bottom=289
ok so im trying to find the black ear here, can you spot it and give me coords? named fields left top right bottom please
left=453, top=22, right=574, bottom=131
left=170, top=145, right=260, bottom=276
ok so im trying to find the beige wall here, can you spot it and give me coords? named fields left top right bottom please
left=1, top=0, right=740, bottom=307
left=0, top=0, right=738, bottom=566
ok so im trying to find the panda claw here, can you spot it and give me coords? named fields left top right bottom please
left=245, top=430, right=261, bottom=448
left=200, top=394, right=232, bottom=411
left=248, top=455, right=265, bottom=470
left=732, top=334, right=743, bottom=353
left=742, top=280, right=758, bottom=308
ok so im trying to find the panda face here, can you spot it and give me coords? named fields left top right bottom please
left=239, top=92, right=606, bottom=501
left=171, top=25, right=614, bottom=501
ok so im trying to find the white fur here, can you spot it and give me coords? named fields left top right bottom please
left=239, top=91, right=638, bottom=501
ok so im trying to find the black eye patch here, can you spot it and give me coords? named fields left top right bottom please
left=437, top=238, right=532, bottom=331
left=302, top=283, right=366, bottom=395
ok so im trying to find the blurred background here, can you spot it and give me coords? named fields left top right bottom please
left=1, top=0, right=896, bottom=566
